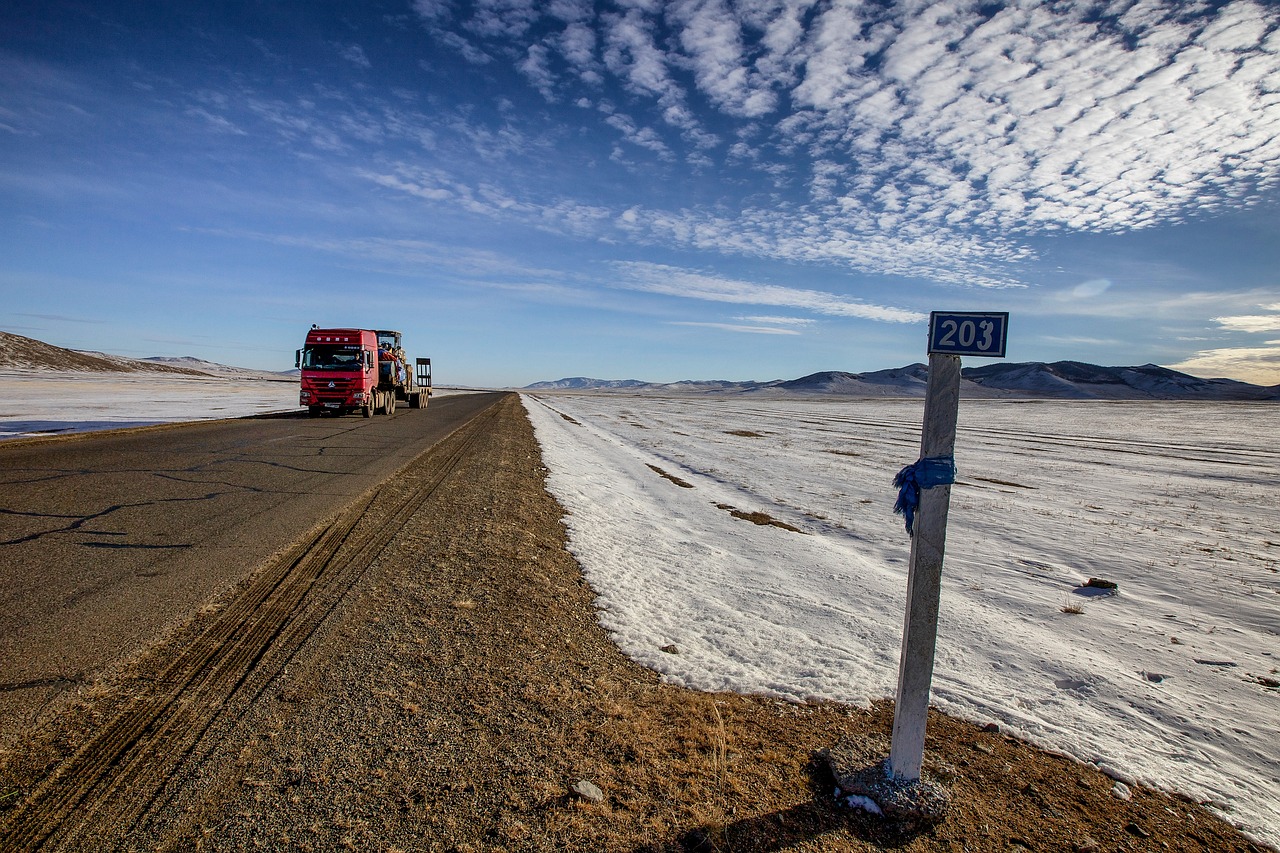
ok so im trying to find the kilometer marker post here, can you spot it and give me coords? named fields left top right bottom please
left=889, top=312, right=1008, bottom=783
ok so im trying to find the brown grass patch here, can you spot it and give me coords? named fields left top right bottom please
left=716, top=503, right=805, bottom=533
left=647, top=464, right=694, bottom=489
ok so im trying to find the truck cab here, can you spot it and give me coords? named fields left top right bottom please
left=296, top=328, right=379, bottom=417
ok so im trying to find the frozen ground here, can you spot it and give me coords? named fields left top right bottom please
left=522, top=393, right=1280, bottom=848
left=0, top=373, right=301, bottom=440
left=0, top=373, right=467, bottom=440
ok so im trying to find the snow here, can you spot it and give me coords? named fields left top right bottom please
left=0, top=372, right=464, bottom=440
left=0, top=374, right=301, bottom=440
left=522, top=393, right=1280, bottom=848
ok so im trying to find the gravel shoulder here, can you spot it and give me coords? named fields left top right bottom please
left=0, top=394, right=1265, bottom=852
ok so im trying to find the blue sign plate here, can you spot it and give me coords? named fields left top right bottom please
left=928, top=312, right=1008, bottom=358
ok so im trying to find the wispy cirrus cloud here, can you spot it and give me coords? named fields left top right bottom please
left=611, top=261, right=925, bottom=323
left=669, top=321, right=801, bottom=335
left=737, top=315, right=816, bottom=326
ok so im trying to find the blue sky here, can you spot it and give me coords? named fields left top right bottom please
left=2, top=0, right=1279, bottom=387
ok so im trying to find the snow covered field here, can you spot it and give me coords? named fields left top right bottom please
left=0, top=374, right=301, bottom=440
left=523, top=393, right=1280, bottom=848
left=0, top=373, right=475, bottom=440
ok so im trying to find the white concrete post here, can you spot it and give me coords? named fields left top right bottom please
left=888, top=352, right=961, bottom=781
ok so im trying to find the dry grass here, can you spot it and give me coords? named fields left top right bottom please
left=716, top=503, right=806, bottom=534
left=647, top=464, right=695, bottom=489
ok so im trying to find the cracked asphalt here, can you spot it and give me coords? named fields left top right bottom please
left=0, top=393, right=502, bottom=753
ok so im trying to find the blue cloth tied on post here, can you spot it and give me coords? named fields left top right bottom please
left=893, top=455, right=956, bottom=535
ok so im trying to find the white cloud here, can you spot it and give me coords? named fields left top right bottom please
left=611, top=261, right=926, bottom=323
left=239, top=1, right=1280, bottom=291
left=669, top=321, right=801, bottom=335
left=185, top=107, right=246, bottom=135
left=519, top=43, right=557, bottom=99
left=603, top=112, right=673, bottom=159
left=1167, top=345, right=1280, bottom=385
left=737, top=315, right=815, bottom=326
left=1071, top=279, right=1113, bottom=299
left=1214, top=314, right=1280, bottom=333
left=411, top=0, right=452, bottom=23
left=667, top=0, right=777, bottom=117
left=466, top=0, right=540, bottom=39
left=337, top=44, right=372, bottom=69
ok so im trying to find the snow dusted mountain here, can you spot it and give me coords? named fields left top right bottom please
left=0, top=331, right=292, bottom=380
left=526, top=361, right=1280, bottom=401
left=141, top=356, right=294, bottom=381
left=524, top=377, right=652, bottom=390
left=0, top=331, right=208, bottom=376
left=771, top=365, right=997, bottom=397
left=963, top=361, right=1280, bottom=400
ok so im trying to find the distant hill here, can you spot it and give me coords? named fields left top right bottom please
left=0, top=331, right=289, bottom=380
left=0, top=331, right=211, bottom=376
left=140, top=355, right=294, bottom=381
left=523, top=377, right=651, bottom=390
left=525, top=361, right=1280, bottom=401
left=962, top=360, right=1277, bottom=400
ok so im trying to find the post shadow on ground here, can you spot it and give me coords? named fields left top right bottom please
left=631, top=752, right=935, bottom=853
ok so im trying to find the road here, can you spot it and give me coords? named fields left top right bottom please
left=0, top=392, right=503, bottom=752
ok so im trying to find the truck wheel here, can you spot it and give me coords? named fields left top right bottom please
left=307, top=406, right=322, bottom=418
left=386, top=393, right=396, bottom=415
left=362, top=399, right=373, bottom=418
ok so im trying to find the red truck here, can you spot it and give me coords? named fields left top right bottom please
left=296, top=327, right=431, bottom=417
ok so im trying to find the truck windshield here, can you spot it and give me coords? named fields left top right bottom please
left=300, top=346, right=364, bottom=370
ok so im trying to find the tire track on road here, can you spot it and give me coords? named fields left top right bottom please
left=0, top=397, right=504, bottom=851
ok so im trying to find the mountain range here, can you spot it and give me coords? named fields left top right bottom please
left=526, top=362, right=1280, bottom=401
left=0, top=331, right=292, bottom=381
left=4, top=331, right=1276, bottom=400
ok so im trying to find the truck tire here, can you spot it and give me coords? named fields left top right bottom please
left=386, top=392, right=396, bottom=414
left=362, top=398, right=373, bottom=418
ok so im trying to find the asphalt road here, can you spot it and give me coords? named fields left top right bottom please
left=0, top=392, right=504, bottom=750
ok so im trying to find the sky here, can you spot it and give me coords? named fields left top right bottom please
left=2, top=0, right=1280, bottom=388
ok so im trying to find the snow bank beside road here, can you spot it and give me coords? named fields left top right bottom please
left=523, top=393, right=1280, bottom=848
